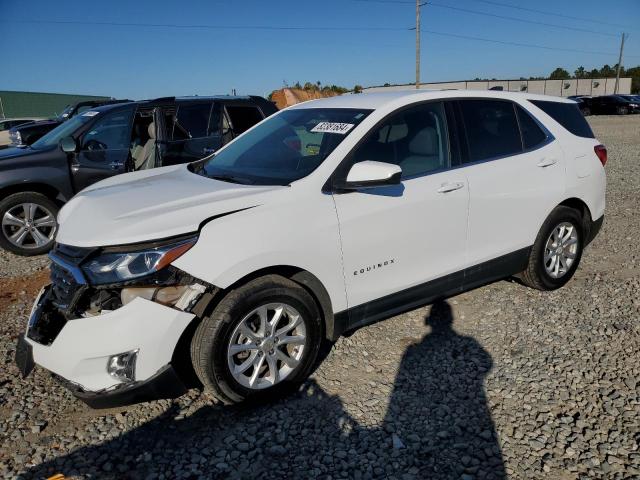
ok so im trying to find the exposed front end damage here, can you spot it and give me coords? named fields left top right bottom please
left=16, top=241, right=212, bottom=408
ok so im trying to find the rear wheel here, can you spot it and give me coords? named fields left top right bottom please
left=520, top=206, right=584, bottom=291
left=190, top=275, right=323, bottom=404
left=0, top=192, right=59, bottom=256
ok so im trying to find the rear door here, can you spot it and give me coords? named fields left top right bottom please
left=160, top=101, right=220, bottom=166
left=223, top=102, right=265, bottom=144
left=71, top=107, right=135, bottom=192
left=458, top=98, right=564, bottom=267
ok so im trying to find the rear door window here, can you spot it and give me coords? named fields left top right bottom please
left=225, top=105, right=264, bottom=135
left=529, top=100, right=594, bottom=139
left=516, top=105, right=548, bottom=150
left=172, top=103, right=213, bottom=140
left=459, top=99, right=522, bottom=162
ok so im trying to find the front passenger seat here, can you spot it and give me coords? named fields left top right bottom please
left=400, top=127, right=442, bottom=177
left=135, top=122, right=157, bottom=170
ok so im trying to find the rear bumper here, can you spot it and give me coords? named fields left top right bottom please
left=586, top=215, right=604, bottom=245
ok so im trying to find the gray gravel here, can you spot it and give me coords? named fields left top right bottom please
left=1, top=115, right=639, bottom=479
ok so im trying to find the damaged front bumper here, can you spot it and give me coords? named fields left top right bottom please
left=17, top=285, right=196, bottom=408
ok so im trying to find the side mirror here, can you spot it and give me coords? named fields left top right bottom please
left=60, top=136, right=77, bottom=153
left=342, top=160, right=402, bottom=189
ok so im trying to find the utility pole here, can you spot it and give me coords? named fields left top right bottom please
left=614, top=33, right=627, bottom=94
left=415, top=0, right=421, bottom=89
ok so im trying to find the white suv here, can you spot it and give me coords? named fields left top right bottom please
left=16, top=90, right=606, bottom=408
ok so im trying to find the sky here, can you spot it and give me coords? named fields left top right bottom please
left=1, top=0, right=639, bottom=99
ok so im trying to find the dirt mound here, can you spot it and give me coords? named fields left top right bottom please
left=270, top=88, right=340, bottom=109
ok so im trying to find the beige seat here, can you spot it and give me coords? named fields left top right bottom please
left=133, top=122, right=157, bottom=170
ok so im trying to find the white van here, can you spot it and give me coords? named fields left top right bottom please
left=16, top=90, right=606, bottom=408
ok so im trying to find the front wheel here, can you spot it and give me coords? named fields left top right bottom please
left=0, top=192, right=59, bottom=256
left=190, top=275, right=323, bottom=404
left=520, top=206, right=584, bottom=291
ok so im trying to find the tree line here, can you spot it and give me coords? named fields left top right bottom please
left=548, top=64, right=639, bottom=93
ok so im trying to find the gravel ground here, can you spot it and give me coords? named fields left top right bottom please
left=1, top=116, right=639, bottom=480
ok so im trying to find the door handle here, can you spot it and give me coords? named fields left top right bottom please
left=537, top=157, right=557, bottom=167
left=109, top=161, right=124, bottom=170
left=437, top=182, right=464, bottom=193
left=203, top=147, right=216, bottom=155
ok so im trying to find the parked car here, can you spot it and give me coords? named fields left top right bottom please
left=619, top=94, right=640, bottom=103
left=15, top=90, right=606, bottom=408
left=0, top=95, right=277, bottom=255
left=589, top=95, right=639, bottom=115
left=0, top=118, right=43, bottom=147
left=8, top=99, right=131, bottom=147
left=567, top=95, right=592, bottom=116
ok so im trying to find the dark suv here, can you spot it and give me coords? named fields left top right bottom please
left=0, top=95, right=277, bottom=255
left=9, top=99, right=131, bottom=147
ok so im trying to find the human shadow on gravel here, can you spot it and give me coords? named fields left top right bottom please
left=372, top=300, right=506, bottom=479
left=23, top=300, right=503, bottom=480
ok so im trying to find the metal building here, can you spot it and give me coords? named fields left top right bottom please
left=0, top=91, right=110, bottom=119
left=363, top=78, right=632, bottom=96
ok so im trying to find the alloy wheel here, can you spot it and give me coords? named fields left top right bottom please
left=1, top=203, right=57, bottom=250
left=543, top=222, right=579, bottom=279
left=227, top=302, right=307, bottom=390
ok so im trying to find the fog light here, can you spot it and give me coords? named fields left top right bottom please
left=107, top=350, right=138, bottom=383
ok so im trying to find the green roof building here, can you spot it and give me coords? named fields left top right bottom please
left=0, top=91, right=111, bottom=119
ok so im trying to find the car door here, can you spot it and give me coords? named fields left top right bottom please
left=160, top=101, right=221, bottom=166
left=331, top=101, right=469, bottom=327
left=70, top=107, right=135, bottom=192
left=457, top=99, right=565, bottom=269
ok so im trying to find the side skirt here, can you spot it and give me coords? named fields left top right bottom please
left=333, top=246, right=531, bottom=338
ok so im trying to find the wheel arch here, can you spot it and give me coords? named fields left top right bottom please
left=557, top=197, right=593, bottom=240
left=191, top=265, right=337, bottom=341
left=0, top=183, right=66, bottom=206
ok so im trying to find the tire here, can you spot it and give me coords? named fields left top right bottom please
left=190, top=274, right=323, bottom=404
left=520, top=206, right=584, bottom=291
left=581, top=107, right=591, bottom=117
left=0, top=192, right=59, bottom=256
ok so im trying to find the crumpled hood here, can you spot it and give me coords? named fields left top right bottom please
left=56, top=165, right=285, bottom=247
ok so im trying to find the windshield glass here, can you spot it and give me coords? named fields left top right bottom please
left=192, top=108, right=371, bottom=185
left=31, top=112, right=96, bottom=150
left=56, top=105, right=74, bottom=120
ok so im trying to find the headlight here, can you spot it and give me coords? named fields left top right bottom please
left=82, top=237, right=196, bottom=285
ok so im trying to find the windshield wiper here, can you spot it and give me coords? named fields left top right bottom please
left=209, top=174, right=254, bottom=185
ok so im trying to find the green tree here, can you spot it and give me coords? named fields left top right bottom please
left=626, top=66, right=640, bottom=94
left=574, top=66, right=586, bottom=78
left=599, top=64, right=615, bottom=77
left=549, top=67, right=570, bottom=80
left=353, top=84, right=363, bottom=94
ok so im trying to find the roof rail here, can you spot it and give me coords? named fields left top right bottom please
left=147, top=96, right=176, bottom=103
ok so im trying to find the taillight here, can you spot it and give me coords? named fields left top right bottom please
left=594, top=144, right=607, bottom=167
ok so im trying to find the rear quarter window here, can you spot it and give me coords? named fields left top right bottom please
left=529, top=100, right=594, bottom=139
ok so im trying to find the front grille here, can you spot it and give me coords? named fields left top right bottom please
left=52, top=243, right=94, bottom=264
left=48, top=243, right=95, bottom=312
left=50, top=262, right=80, bottom=309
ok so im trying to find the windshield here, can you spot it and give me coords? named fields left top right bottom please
left=31, top=111, right=96, bottom=150
left=56, top=105, right=74, bottom=120
left=192, top=108, right=371, bottom=185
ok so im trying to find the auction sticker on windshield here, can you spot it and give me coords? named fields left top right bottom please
left=311, top=122, right=355, bottom=134
left=82, top=111, right=100, bottom=117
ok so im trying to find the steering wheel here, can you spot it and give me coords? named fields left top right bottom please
left=84, top=139, right=108, bottom=151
